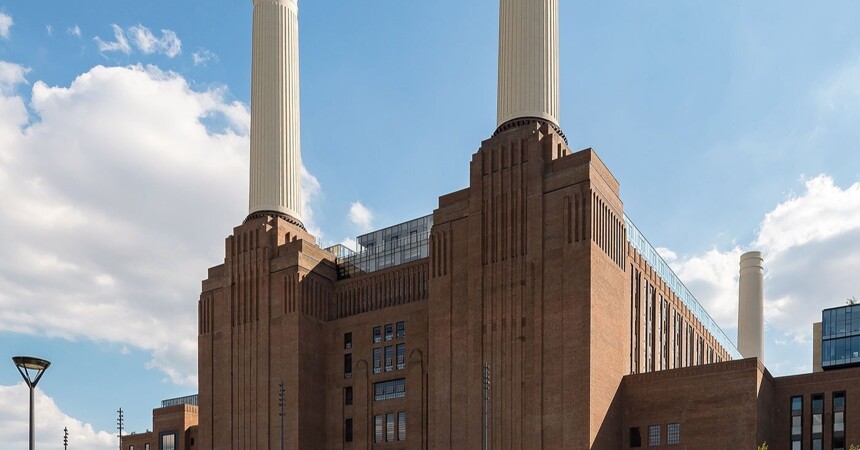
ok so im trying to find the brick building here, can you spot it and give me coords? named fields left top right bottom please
left=121, top=395, right=199, bottom=450
left=127, top=0, right=860, bottom=449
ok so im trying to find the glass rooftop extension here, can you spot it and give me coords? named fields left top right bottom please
left=326, top=212, right=740, bottom=359
left=327, top=215, right=433, bottom=279
left=161, top=394, right=198, bottom=408
left=624, top=214, right=742, bottom=359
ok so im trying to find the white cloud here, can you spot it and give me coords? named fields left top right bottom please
left=192, top=49, right=219, bottom=66
left=662, top=175, right=860, bottom=369
left=68, top=25, right=81, bottom=38
left=0, top=61, right=30, bottom=94
left=94, top=24, right=131, bottom=55
left=302, top=164, right=323, bottom=238
left=0, top=12, right=12, bottom=39
left=127, top=25, right=181, bottom=58
left=0, top=383, right=114, bottom=450
left=348, top=201, right=374, bottom=233
left=46, top=25, right=53, bottom=36
left=818, top=57, right=860, bottom=113
left=0, top=63, right=263, bottom=386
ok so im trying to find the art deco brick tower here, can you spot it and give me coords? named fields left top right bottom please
left=198, top=1, right=337, bottom=448
left=427, top=0, right=628, bottom=448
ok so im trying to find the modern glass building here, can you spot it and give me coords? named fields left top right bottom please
left=822, top=303, right=860, bottom=369
left=328, top=215, right=432, bottom=279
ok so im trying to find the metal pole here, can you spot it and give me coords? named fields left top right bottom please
left=278, top=381, right=285, bottom=450
left=117, top=408, right=124, bottom=450
left=64, top=426, right=68, bottom=450
left=482, top=363, right=490, bottom=450
left=29, top=385, right=35, bottom=450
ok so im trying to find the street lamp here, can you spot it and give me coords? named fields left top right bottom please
left=13, top=356, right=51, bottom=450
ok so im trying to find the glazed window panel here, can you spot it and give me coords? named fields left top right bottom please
left=396, top=343, right=406, bottom=370
left=373, top=348, right=382, bottom=374
left=373, top=326, right=382, bottom=343
left=374, top=415, right=383, bottom=443
left=398, top=411, right=406, bottom=441
left=160, top=433, right=176, bottom=450
left=385, top=346, right=394, bottom=372
left=386, top=412, right=395, bottom=442
left=396, top=321, right=406, bottom=339
left=648, top=425, right=660, bottom=446
left=667, top=423, right=679, bottom=445
left=385, top=323, right=394, bottom=341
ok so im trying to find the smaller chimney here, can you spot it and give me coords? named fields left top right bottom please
left=738, top=251, right=764, bottom=361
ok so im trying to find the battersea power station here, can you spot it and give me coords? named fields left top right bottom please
left=120, top=0, right=860, bottom=449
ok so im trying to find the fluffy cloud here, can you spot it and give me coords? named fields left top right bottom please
left=68, top=25, right=82, bottom=38
left=0, top=63, right=256, bottom=386
left=128, top=25, right=181, bottom=58
left=0, top=383, right=114, bottom=450
left=663, top=175, right=860, bottom=351
left=0, top=12, right=12, bottom=39
left=94, top=24, right=131, bottom=55
left=192, top=49, right=218, bottom=67
left=348, top=201, right=374, bottom=233
left=0, top=61, right=30, bottom=94
left=95, top=24, right=181, bottom=58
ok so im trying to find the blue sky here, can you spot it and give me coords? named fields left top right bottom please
left=1, top=1, right=859, bottom=448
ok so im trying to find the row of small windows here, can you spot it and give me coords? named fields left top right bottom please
left=343, top=321, right=406, bottom=351
left=791, top=392, right=846, bottom=450
left=374, top=411, right=407, bottom=443
left=128, top=435, right=173, bottom=450
left=373, top=344, right=407, bottom=373
left=373, top=322, right=406, bottom=343
left=630, top=423, right=680, bottom=447
left=374, top=378, right=406, bottom=401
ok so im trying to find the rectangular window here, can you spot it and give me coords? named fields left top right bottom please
left=396, top=321, right=406, bottom=339
left=791, top=395, right=802, bottom=449
left=834, top=391, right=846, bottom=450
left=812, top=438, right=822, bottom=450
left=344, top=332, right=352, bottom=350
left=345, top=418, right=353, bottom=443
left=398, top=411, right=406, bottom=441
left=373, top=326, right=382, bottom=343
left=396, top=343, right=406, bottom=370
left=374, top=415, right=383, bottom=443
left=344, top=386, right=353, bottom=406
left=648, top=425, right=660, bottom=446
left=385, top=346, right=394, bottom=372
left=344, top=353, right=352, bottom=379
left=629, top=427, right=642, bottom=448
left=667, top=423, right=679, bottom=445
left=812, top=394, right=823, bottom=436
left=385, top=324, right=394, bottom=341
left=374, top=378, right=406, bottom=401
left=373, top=348, right=382, bottom=374
left=386, top=412, right=395, bottom=442
left=160, top=433, right=176, bottom=450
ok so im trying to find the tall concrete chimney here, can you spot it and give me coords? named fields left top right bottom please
left=496, top=0, right=560, bottom=131
left=248, top=0, right=304, bottom=228
left=738, top=251, right=764, bottom=361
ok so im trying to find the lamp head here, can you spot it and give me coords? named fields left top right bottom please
left=12, top=356, right=51, bottom=388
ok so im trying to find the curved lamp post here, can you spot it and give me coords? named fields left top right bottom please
left=13, top=356, right=51, bottom=450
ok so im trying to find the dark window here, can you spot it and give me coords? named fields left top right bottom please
left=373, top=326, right=382, bottom=343
left=667, top=423, right=679, bottom=445
left=344, top=386, right=353, bottom=405
left=396, top=321, right=406, bottom=339
left=791, top=395, right=802, bottom=448
left=373, top=348, right=382, bottom=374
left=630, top=427, right=642, bottom=448
left=396, top=343, right=406, bottom=370
left=648, top=425, right=660, bottom=446
left=834, top=392, right=846, bottom=450
left=344, top=418, right=353, bottom=443
left=344, top=332, right=352, bottom=350
left=812, top=394, right=823, bottom=438
left=374, top=378, right=406, bottom=401
left=344, top=353, right=352, bottom=379
left=385, top=324, right=394, bottom=341
left=385, top=346, right=394, bottom=372
left=398, top=411, right=406, bottom=441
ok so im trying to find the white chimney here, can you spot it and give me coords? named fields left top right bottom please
left=497, top=0, right=560, bottom=129
left=738, top=251, right=764, bottom=361
left=248, top=0, right=303, bottom=227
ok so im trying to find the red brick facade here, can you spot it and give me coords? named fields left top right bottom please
left=191, top=121, right=859, bottom=449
